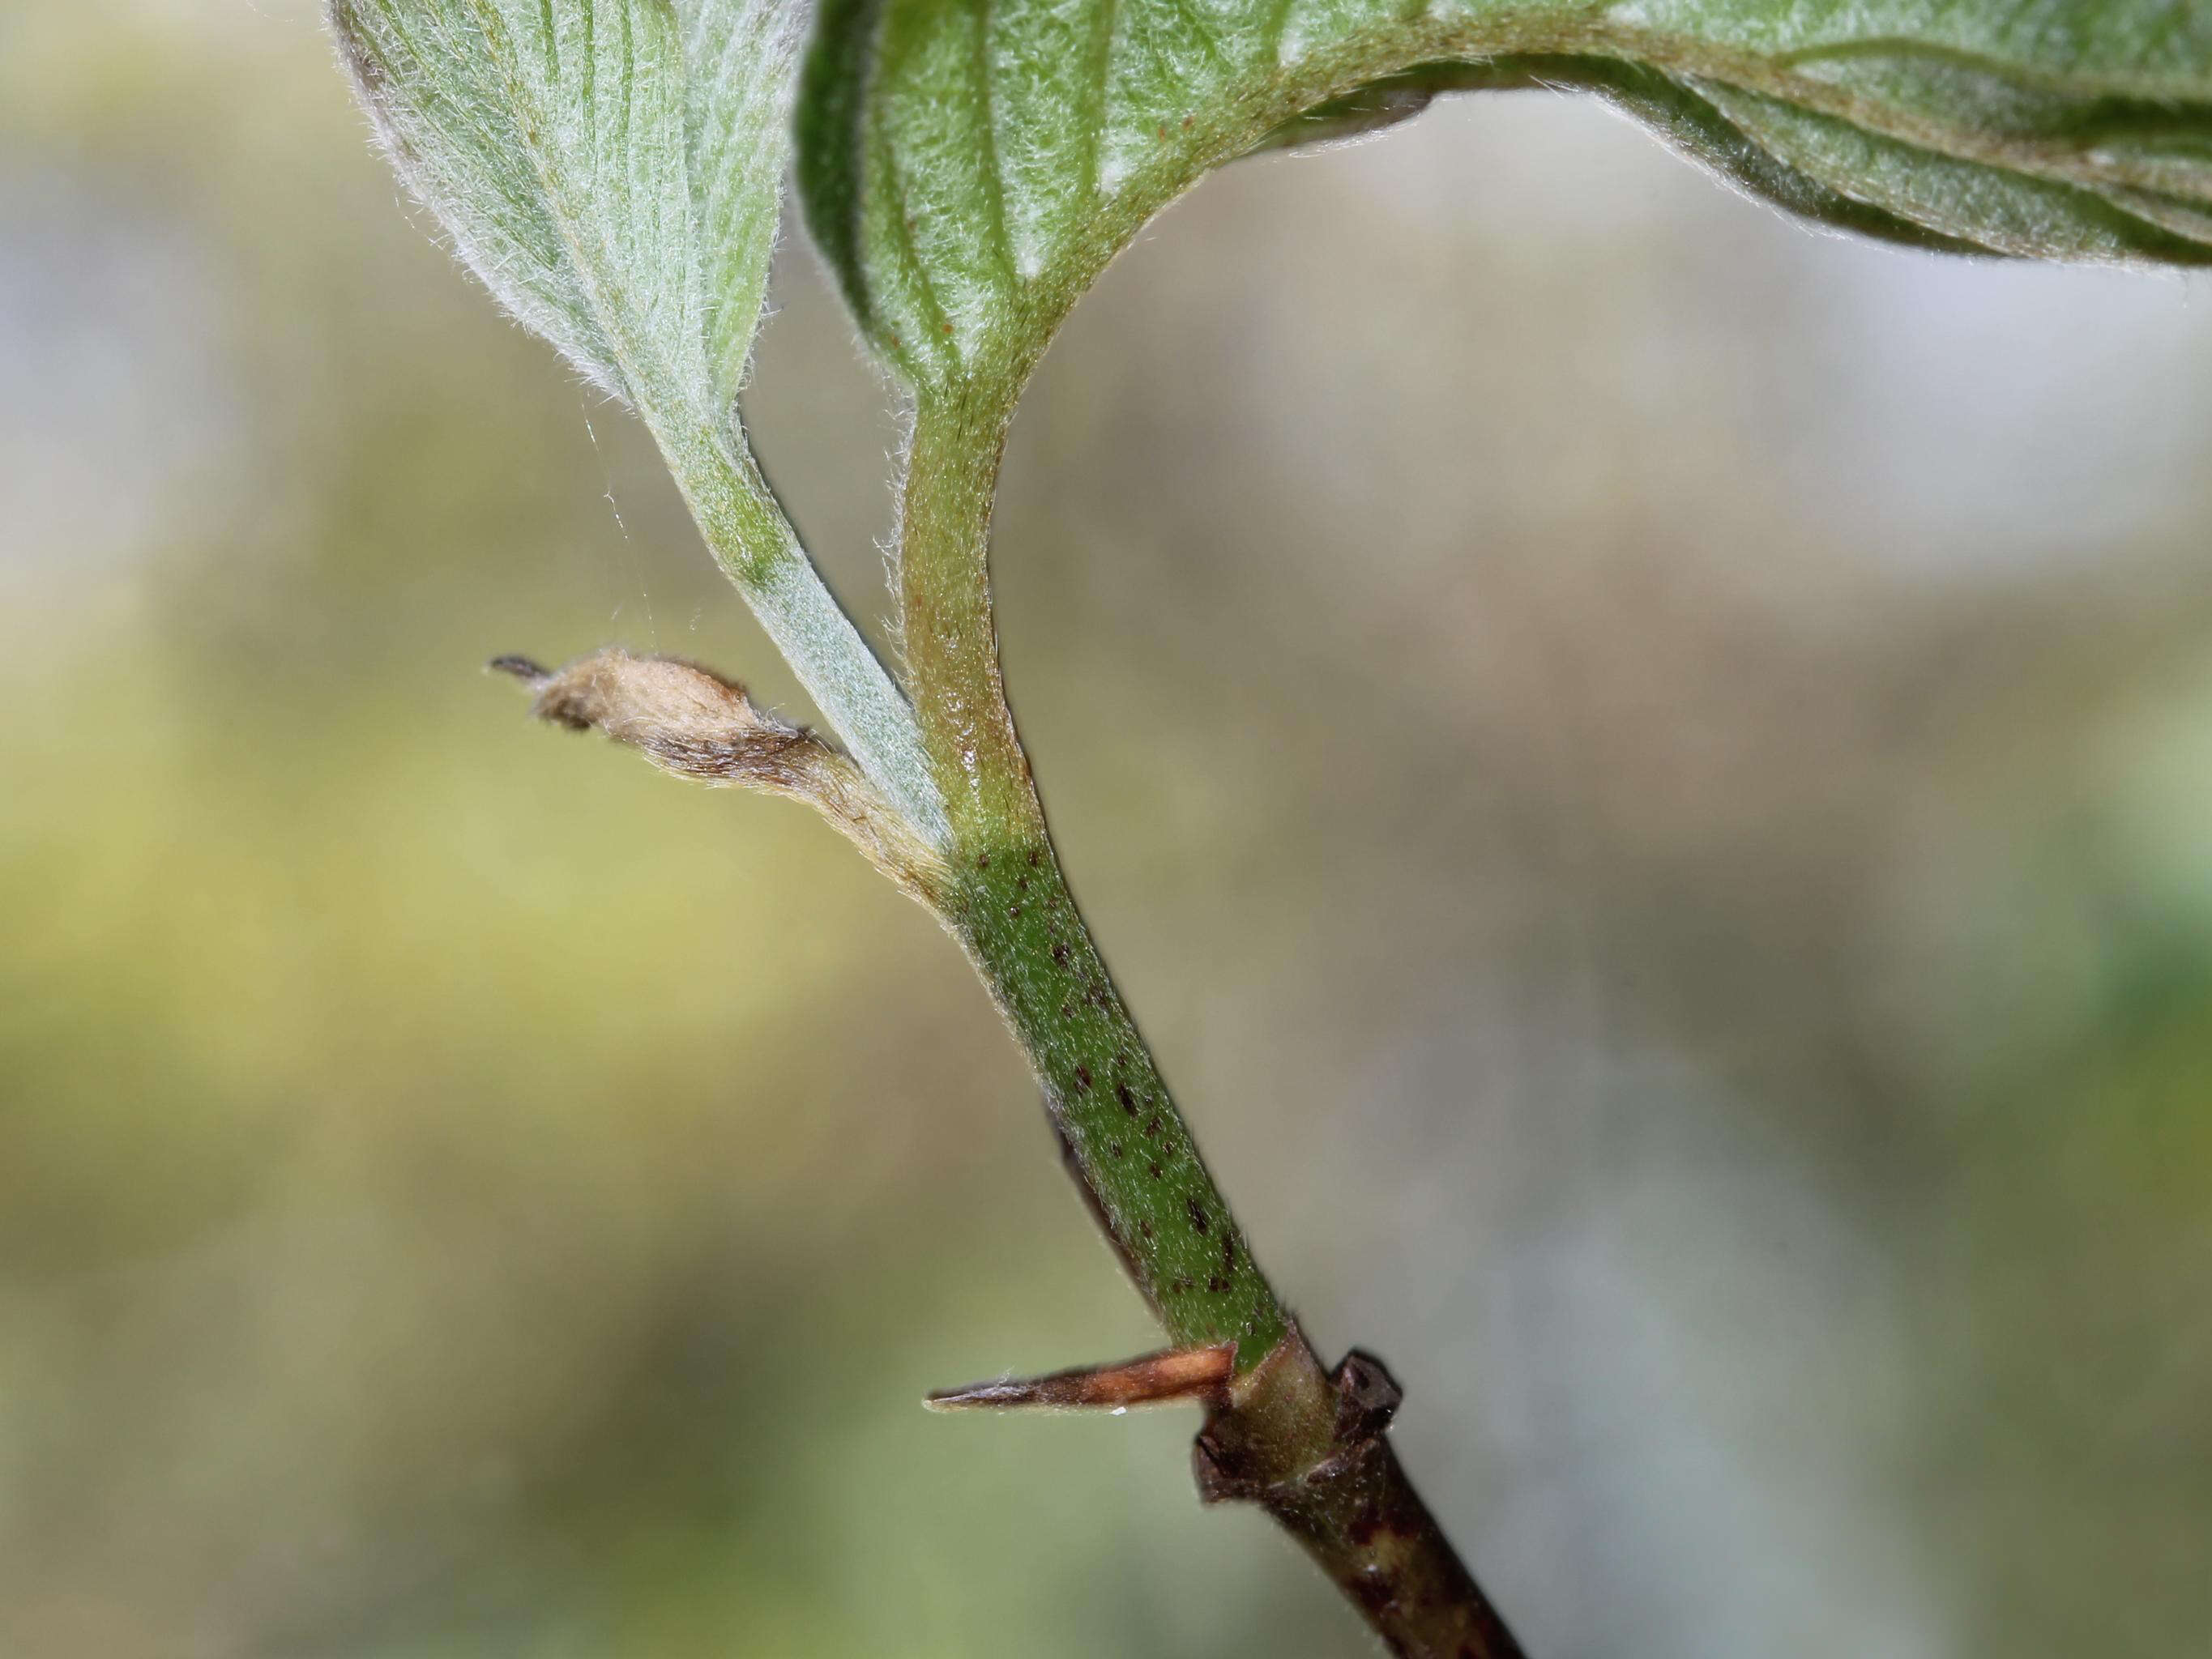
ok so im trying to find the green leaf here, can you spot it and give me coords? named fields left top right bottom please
left=797, top=0, right=2212, bottom=393
left=683, top=0, right=806, bottom=400
left=331, top=0, right=799, bottom=424
left=332, top=0, right=951, bottom=846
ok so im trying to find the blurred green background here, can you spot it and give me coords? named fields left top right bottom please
left=6, top=3, right=2212, bottom=1655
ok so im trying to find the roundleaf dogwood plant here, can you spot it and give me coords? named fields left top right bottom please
left=326, top=2, right=2212, bottom=1652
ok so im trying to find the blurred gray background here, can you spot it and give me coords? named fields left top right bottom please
left=5, top=2, right=2211, bottom=1655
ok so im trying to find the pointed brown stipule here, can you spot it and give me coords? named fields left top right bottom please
left=925, top=1344, right=1236, bottom=1413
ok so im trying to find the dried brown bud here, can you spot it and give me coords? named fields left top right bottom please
left=493, top=650, right=946, bottom=899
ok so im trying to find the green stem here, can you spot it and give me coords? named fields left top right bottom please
left=895, top=383, right=1525, bottom=1657
left=950, top=834, right=1290, bottom=1355
left=900, top=383, right=1286, bottom=1355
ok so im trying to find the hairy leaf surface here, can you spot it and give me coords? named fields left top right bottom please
left=684, top=0, right=806, bottom=399
left=797, top=0, right=2212, bottom=392
left=332, top=0, right=799, bottom=419
left=332, top=0, right=950, bottom=844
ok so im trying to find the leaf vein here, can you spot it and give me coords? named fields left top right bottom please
left=972, top=0, right=1023, bottom=291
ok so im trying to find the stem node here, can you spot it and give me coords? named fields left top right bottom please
left=1192, top=1332, right=1527, bottom=1659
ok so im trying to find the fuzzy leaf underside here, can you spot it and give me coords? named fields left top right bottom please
left=331, top=0, right=799, bottom=420
left=333, top=0, right=953, bottom=846
left=796, top=0, right=2212, bottom=391
left=684, top=0, right=806, bottom=398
